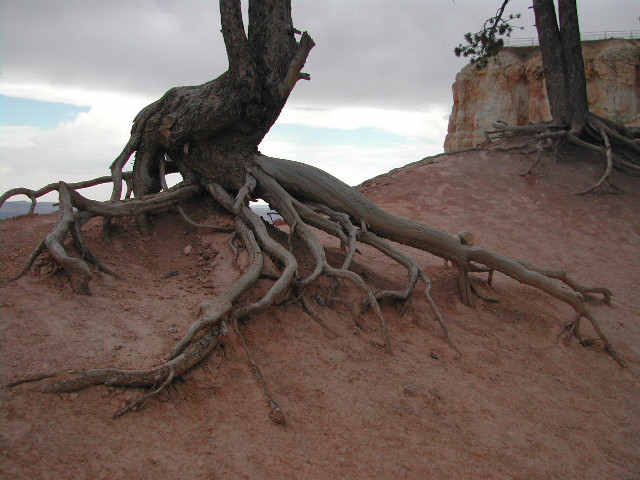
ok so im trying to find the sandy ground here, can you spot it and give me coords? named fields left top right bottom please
left=1, top=147, right=639, bottom=479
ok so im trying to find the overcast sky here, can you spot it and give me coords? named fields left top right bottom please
left=1, top=0, right=638, bottom=201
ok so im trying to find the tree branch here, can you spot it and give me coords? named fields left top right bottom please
left=279, top=31, right=315, bottom=99
left=220, top=0, right=256, bottom=81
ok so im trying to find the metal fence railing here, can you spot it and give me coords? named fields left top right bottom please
left=505, top=30, right=640, bottom=47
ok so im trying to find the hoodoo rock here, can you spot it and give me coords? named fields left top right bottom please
left=444, top=39, right=640, bottom=152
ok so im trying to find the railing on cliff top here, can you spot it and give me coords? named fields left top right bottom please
left=505, top=30, right=640, bottom=47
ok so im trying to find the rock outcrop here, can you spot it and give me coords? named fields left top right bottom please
left=444, top=39, right=640, bottom=152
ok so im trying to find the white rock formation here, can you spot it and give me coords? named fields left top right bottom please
left=444, top=39, right=640, bottom=152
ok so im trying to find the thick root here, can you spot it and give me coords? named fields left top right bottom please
left=35, top=323, right=223, bottom=395
left=254, top=153, right=625, bottom=366
left=44, top=184, right=92, bottom=295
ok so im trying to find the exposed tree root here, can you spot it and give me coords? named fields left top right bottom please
left=176, top=204, right=234, bottom=232
left=485, top=113, right=640, bottom=193
left=521, top=138, right=556, bottom=176
left=515, top=260, right=612, bottom=305
left=469, top=280, right=499, bottom=304
left=299, top=291, right=340, bottom=338
left=3, top=147, right=628, bottom=421
left=113, top=368, right=175, bottom=419
left=3, top=372, right=59, bottom=389
left=234, top=319, right=286, bottom=425
left=0, top=173, right=133, bottom=215
left=8, top=240, right=46, bottom=283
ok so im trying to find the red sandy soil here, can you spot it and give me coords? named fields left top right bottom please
left=1, top=146, right=639, bottom=479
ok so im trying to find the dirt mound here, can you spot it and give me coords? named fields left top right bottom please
left=1, top=148, right=639, bottom=479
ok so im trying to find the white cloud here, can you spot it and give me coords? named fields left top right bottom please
left=264, top=104, right=450, bottom=185
left=0, top=85, right=150, bottom=201
left=0, top=79, right=152, bottom=113
left=278, top=104, right=449, bottom=141
left=0, top=126, right=41, bottom=149
left=261, top=135, right=443, bottom=188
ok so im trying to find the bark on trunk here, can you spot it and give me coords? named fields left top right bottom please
left=532, top=0, right=589, bottom=133
left=128, top=0, right=313, bottom=197
left=532, top=0, right=571, bottom=126
left=558, top=0, right=589, bottom=132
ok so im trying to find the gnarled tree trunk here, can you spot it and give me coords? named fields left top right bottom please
left=119, top=0, right=314, bottom=200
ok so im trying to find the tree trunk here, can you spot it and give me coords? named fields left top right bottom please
left=532, top=0, right=571, bottom=126
left=557, top=0, right=589, bottom=132
left=126, top=0, right=313, bottom=197
left=532, top=0, right=589, bottom=133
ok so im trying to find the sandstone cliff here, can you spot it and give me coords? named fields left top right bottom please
left=444, top=39, right=640, bottom=152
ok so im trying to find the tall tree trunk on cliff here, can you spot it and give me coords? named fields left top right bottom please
left=557, top=0, right=589, bottom=132
left=532, top=0, right=589, bottom=133
left=2, top=0, right=628, bottom=420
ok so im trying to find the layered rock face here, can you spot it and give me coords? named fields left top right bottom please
left=444, top=39, right=640, bottom=152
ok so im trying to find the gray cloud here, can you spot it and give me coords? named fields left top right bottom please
left=1, top=0, right=226, bottom=98
left=3, top=0, right=637, bottom=111
left=291, top=0, right=516, bottom=109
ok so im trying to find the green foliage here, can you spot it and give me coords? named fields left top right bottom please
left=454, top=0, right=522, bottom=69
